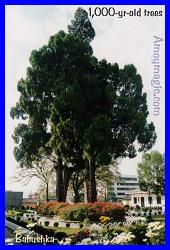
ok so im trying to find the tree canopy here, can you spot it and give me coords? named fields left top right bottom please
left=68, top=7, right=95, bottom=43
left=137, top=151, right=164, bottom=195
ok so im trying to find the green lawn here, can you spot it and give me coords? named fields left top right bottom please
left=45, top=226, right=80, bottom=235
left=6, top=209, right=23, bottom=218
left=152, top=214, right=164, bottom=222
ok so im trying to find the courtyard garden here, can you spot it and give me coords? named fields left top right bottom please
left=5, top=202, right=165, bottom=245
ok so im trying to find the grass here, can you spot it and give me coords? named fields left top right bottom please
left=6, top=209, right=23, bottom=218
left=152, top=214, right=164, bottom=222
left=44, top=226, right=80, bottom=235
left=46, top=224, right=129, bottom=235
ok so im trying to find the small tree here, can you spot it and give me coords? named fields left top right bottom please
left=36, top=171, right=56, bottom=200
left=12, top=155, right=54, bottom=202
left=137, top=151, right=164, bottom=195
left=96, top=160, right=120, bottom=201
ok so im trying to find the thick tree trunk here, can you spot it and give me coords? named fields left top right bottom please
left=55, top=158, right=63, bottom=202
left=72, top=172, right=81, bottom=203
left=89, top=159, right=97, bottom=202
left=55, top=159, right=74, bottom=202
left=62, top=167, right=74, bottom=202
left=85, top=159, right=97, bottom=202
left=85, top=159, right=90, bottom=202
left=55, top=157, right=85, bottom=203
left=104, top=187, right=107, bottom=202
left=73, top=189, right=80, bottom=203
left=46, top=183, right=49, bottom=202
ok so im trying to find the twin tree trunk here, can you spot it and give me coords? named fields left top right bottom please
left=54, top=158, right=97, bottom=203
left=55, top=158, right=74, bottom=202
left=85, top=159, right=97, bottom=203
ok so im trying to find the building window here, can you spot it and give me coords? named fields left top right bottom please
left=117, top=192, right=125, bottom=195
left=148, top=196, right=152, bottom=204
left=121, top=178, right=137, bottom=181
left=133, top=197, right=137, bottom=204
left=117, top=187, right=135, bottom=190
left=156, top=196, right=161, bottom=204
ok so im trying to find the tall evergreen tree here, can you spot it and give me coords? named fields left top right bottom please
left=68, top=7, right=95, bottom=43
left=11, top=8, right=156, bottom=203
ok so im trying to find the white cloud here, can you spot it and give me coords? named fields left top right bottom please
left=6, top=6, right=46, bottom=48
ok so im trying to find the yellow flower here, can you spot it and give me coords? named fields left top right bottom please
left=99, top=216, right=110, bottom=223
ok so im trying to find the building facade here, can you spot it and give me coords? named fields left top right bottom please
left=126, top=189, right=165, bottom=210
left=22, top=198, right=39, bottom=209
left=5, top=191, right=23, bottom=209
left=113, top=175, right=139, bottom=199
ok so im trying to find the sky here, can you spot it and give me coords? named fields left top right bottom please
left=5, top=5, right=165, bottom=197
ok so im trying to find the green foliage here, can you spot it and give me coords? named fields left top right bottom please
left=146, top=216, right=154, bottom=223
left=68, top=7, right=95, bottom=43
left=6, top=210, right=23, bottom=218
left=11, top=7, right=157, bottom=203
left=37, top=202, right=67, bottom=215
left=33, top=224, right=60, bottom=239
left=138, top=151, right=164, bottom=194
left=70, top=230, right=91, bottom=245
left=59, top=205, right=89, bottom=222
left=129, top=224, right=147, bottom=244
left=135, top=205, right=140, bottom=211
left=53, top=231, right=68, bottom=241
left=113, top=227, right=126, bottom=235
left=44, top=221, right=50, bottom=226
left=84, top=114, right=113, bottom=165
left=145, top=222, right=165, bottom=244
left=59, top=202, right=125, bottom=222
left=53, top=222, right=59, bottom=227
left=37, top=201, right=125, bottom=222
left=148, top=227, right=164, bottom=244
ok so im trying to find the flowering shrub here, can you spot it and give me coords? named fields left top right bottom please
left=70, top=230, right=91, bottom=244
left=110, top=232, right=135, bottom=245
left=37, top=202, right=125, bottom=222
left=37, top=202, right=67, bottom=215
left=129, top=224, right=147, bottom=244
left=145, top=222, right=165, bottom=244
left=62, top=202, right=124, bottom=222
left=8, top=218, right=164, bottom=245
left=74, top=221, right=165, bottom=245
left=59, top=205, right=89, bottom=221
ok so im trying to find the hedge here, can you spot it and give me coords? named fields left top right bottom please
left=37, top=202, right=125, bottom=222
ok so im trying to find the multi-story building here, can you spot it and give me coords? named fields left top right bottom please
left=113, top=175, right=139, bottom=199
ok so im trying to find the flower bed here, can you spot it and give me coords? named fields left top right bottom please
left=60, top=221, right=165, bottom=245
left=37, top=202, right=67, bottom=215
left=6, top=215, right=165, bottom=245
left=37, top=202, right=125, bottom=222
